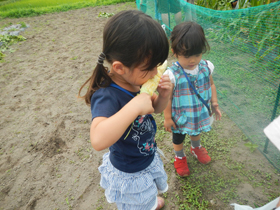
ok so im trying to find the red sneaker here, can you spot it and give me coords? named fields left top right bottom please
left=174, top=156, right=190, bottom=176
left=190, top=146, right=211, bottom=164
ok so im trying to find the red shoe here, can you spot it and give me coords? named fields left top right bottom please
left=156, top=197, right=165, bottom=210
left=190, top=146, right=211, bottom=164
left=174, top=156, right=190, bottom=177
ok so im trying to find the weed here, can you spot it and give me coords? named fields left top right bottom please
left=65, top=197, right=72, bottom=209
left=0, top=34, right=26, bottom=60
left=244, top=142, right=259, bottom=152
left=98, top=12, right=114, bottom=18
left=19, top=22, right=27, bottom=28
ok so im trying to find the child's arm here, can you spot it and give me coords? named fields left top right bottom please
left=210, top=75, right=222, bottom=120
left=90, top=93, right=154, bottom=151
left=163, top=84, right=177, bottom=133
left=151, top=74, right=173, bottom=113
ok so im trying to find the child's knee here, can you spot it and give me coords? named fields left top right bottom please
left=172, top=133, right=186, bottom=144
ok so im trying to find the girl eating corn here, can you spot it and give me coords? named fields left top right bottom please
left=78, top=10, right=172, bottom=210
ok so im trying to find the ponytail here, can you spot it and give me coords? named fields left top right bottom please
left=78, top=59, right=112, bottom=105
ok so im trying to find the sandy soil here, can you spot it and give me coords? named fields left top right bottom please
left=0, top=3, right=279, bottom=210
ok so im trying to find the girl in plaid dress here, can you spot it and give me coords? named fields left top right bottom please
left=163, top=21, right=222, bottom=176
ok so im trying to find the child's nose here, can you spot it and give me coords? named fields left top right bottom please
left=190, top=57, right=196, bottom=62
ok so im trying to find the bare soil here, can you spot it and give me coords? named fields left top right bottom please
left=0, top=3, right=279, bottom=210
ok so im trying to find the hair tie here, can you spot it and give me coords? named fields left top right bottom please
left=97, top=52, right=106, bottom=65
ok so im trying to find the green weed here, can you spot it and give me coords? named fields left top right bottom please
left=0, top=34, right=26, bottom=60
left=98, top=12, right=114, bottom=18
left=244, top=142, right=259, bottom=152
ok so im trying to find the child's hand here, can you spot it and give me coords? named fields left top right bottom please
left=132, top=93, right=154, bottom=115
left=157, top=74, right=172, bottom=99
left=211, top=103, right=222, bottom=120
left=164, top=118, right=177, bottom=133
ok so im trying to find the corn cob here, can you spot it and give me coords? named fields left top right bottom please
left=140, top=60, right=168, bottom=96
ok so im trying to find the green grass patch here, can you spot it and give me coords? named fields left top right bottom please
left=0, top=0, right=134, bottom=18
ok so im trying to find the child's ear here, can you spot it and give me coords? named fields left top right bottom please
left=171, top=49, right=177, bottom=57
left=112, top=61, right=126, bottom=75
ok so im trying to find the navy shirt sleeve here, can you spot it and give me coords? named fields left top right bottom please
left=90, top=88, right=121, bottom=120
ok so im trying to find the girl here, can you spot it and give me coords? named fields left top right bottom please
left=78, top=10, right=172, bottom=210
left=163, top=21, right=222, bottom=177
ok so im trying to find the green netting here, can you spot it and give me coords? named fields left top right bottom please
left=136, top=0, right=280, bottom=171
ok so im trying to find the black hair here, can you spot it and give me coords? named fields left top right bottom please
left=79, top=10, right=169, bottom=105
left=170, top=21, right=210, bottom=57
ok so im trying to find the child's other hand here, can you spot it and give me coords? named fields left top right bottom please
left=164, top=118, right=177, bottom=133
left=157, top=74, right=172, bottom=99
left=133, top=93, right=154, bottom=115
left=211, top=103, right=222, bottom=120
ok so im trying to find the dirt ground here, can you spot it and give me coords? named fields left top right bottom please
left=0, top=3, right=279, bottom=210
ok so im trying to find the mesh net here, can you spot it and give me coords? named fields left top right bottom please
left=136, top=0, right=280, bottom=171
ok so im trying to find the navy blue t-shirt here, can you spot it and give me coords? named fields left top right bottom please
left=90, top=84, right=157, bottom=173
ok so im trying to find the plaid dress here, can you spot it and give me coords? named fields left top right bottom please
left=170, top=60, right=212, bottom=135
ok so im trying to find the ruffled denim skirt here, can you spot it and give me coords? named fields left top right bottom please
left=98, top=152, right=168, bottom=210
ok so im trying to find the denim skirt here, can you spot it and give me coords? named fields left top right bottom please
left=98, top=152, right=168, bottom=210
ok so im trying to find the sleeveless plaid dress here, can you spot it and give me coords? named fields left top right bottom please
left=170, top=60, right=212, bottom=135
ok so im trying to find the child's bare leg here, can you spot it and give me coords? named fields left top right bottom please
left=156, top=197, right=165, bottom=210
left=173, top=142, right=184, bottom=153
left=276, top=197, right=280, bottom=208
left=190, top=134, right=201, bottom=147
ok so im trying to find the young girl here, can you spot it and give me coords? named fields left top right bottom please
left=163, top=21, right=222, bottom=177
left=78, top=10, right=172, bottom=210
